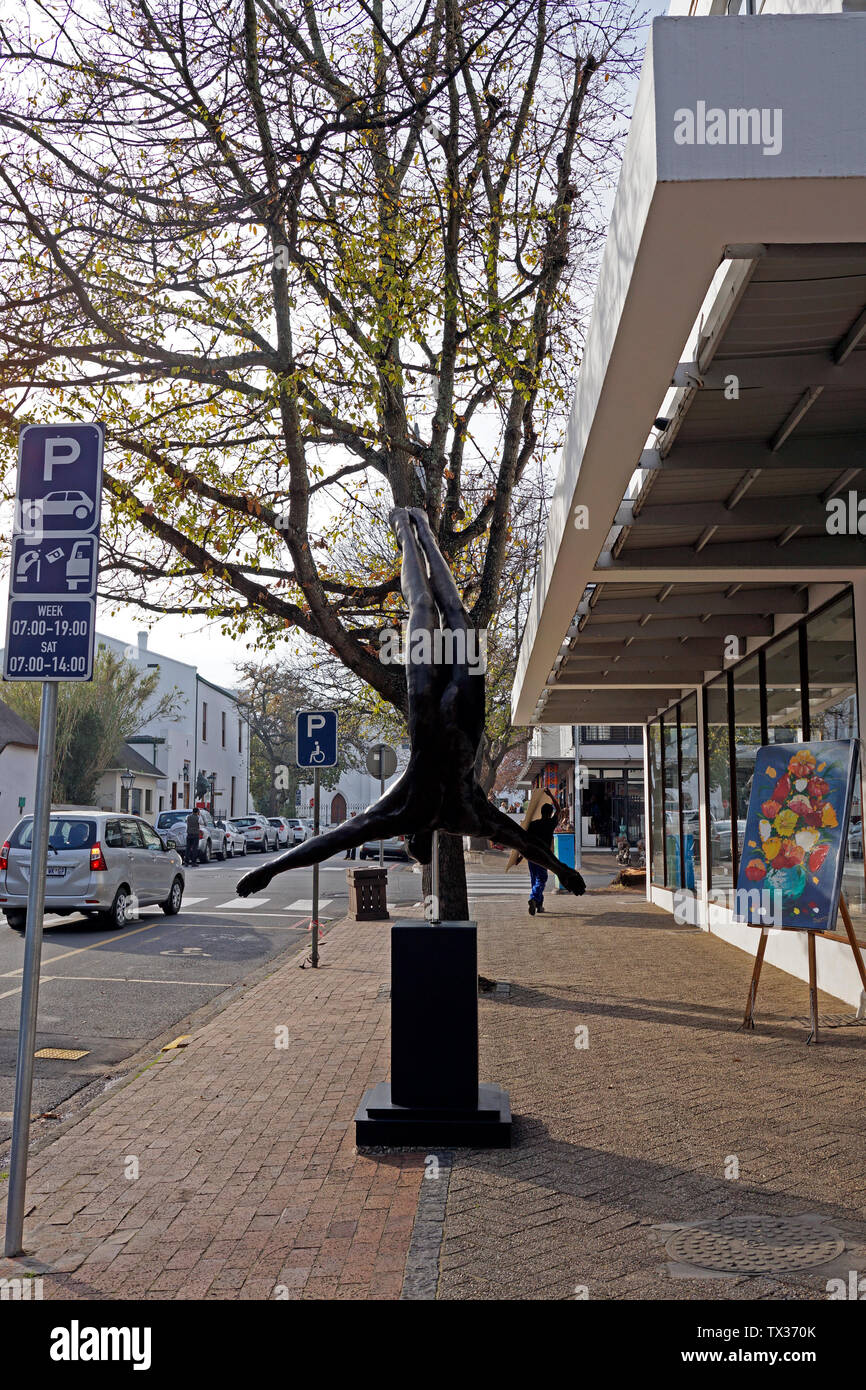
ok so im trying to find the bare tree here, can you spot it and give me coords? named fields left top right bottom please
left=0, top=0, right=645, bottom=911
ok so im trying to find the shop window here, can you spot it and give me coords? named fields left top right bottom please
left=765, top=628, right=803, bottom=743
left=680, top=694, right=701, bottom=899
left=806, top=594, right=862, bottom=920
left=648, top=721, right=664, bottom=886
left=732, top=656, right=762, bottom=873
left=663, top=715, right=680, bottom=890
left=706, top=676, right=733, bottom=892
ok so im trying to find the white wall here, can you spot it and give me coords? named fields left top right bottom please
left=0, top=743, right=37, bottom=844
left=196, top=678, right=250, bottom=820
left=96, top=632, right=249, bottom=818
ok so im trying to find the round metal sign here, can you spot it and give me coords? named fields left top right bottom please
left=366, top=742, right=397, bottom=779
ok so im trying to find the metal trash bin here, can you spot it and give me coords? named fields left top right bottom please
left=346, top=866, right=390, bottom=921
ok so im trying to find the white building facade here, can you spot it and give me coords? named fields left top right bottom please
left=96, top=632, right=250, bottom=821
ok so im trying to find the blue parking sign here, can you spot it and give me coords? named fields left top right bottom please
left=296, top=710, right=338, bottom=768
left=4, top=423, right=103, bottom=682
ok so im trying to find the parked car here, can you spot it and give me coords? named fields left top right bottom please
left=230, top=814, right=278, bottom=852
left=848, top=817, right=863, bottom=860
left=359, top=834, right=410, bottom=861
left=268, top=816, right=293, bottom=848
left=217, top=819, right=248, bottom=857
left=714, top=819, right=746, bottom=860
left=286, top=818, right=307, bottom=844
left=153, top=807, right=227, bottom=862
left=0, top=811, right=185, bottom=930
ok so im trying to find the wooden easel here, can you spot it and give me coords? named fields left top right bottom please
left=740, top=895, right=866, bottom=1044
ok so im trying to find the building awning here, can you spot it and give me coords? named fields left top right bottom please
left=512, top=13, right=866, bottom=728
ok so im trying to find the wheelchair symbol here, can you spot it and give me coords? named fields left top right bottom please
left=310, top=743, right=326, bottom=764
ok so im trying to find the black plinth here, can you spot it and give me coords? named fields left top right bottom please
left=354, top=920, right=512, bottom=1148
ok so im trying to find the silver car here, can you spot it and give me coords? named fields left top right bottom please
left=0, top=811, right=185, bottom=930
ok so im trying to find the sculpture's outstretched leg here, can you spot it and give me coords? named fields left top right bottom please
left=236, top=784, right=416, bottom=896
left=472, top=794, right=587, bottom=896
left=390, top=507, right=444, bottom=738
left=407, top=507, right=485, bottom=750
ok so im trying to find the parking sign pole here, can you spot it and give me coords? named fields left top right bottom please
left=5, top=681, right=58, bottom=1257
left=311, top=768, right=320, bottom=968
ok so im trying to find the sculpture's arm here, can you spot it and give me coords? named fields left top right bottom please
left=236, top=783, right=414, bottom=896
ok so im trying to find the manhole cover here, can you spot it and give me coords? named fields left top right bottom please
left=665, top=1218, right=844, bottom=1274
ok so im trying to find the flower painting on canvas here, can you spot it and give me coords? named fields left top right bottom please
left=735, top=740, right=859, bottom=931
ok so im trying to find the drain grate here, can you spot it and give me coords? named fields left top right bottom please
left=34, top=1047, right=88, bottom=1061
left=665, top=1217, right=844, bottom=1274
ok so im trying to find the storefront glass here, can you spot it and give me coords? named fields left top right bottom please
left=648, top=722, right=664, bottom=885
left=648, top=591, right=861, bottom=921
left=705, top=677, right=732, bottom=891
left=663, top=715, right=679, bottom=890
left=732, top=655, right=762, bottom=874
left=806, top=596, right=863, bottom=921
left=680, top=694, right=701, bottom=898
left=765, top=628, right=802, bottom=743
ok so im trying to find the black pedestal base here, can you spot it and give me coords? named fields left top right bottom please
left=355, top=1080, right=511, bottom=1148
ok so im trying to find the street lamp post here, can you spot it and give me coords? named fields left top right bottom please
left=120, top=766, right=136, bottom=814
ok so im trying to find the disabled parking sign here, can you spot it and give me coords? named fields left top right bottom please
left=4, top=423, right=103, bottom=681
left=296, top=710, right=338, bottom=768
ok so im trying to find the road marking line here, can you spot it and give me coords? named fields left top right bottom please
left=184, top=913, right=331, bottom=924
left=286, top=899, right=332, bottom=911
left=179, top=896, right=207, bottom=906
left=214, top=897, right=270, bottom=909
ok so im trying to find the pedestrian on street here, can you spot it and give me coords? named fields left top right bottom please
left=185, top=808, right=201, bottom=867
left=527, top=798, right=560, bottom=916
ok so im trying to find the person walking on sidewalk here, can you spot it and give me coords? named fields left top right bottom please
left=185, top=808, right=201, bottom=867
left=527, top=799, right=560, bottom=915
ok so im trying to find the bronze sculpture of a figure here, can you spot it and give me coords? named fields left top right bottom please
left=237, top=507, right=586, bottom=900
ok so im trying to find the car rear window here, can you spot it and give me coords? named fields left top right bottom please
left=233, top=817, right=256, bottom=828
left=10, top=818, right=97, bottom=850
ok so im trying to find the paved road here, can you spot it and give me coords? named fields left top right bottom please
left=0, top=849, right=423, bottom=1140
left=0, top=849, right=613, bottom=1141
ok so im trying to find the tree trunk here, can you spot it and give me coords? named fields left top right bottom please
left=422, top=831, right=469, bottom=921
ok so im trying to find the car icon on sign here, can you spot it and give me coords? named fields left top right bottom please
left=26, top=490, right=94, bottom=525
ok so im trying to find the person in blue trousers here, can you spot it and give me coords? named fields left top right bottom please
left=527, top=800, right=559, bottom=915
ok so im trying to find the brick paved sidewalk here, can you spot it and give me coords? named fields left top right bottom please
left=446, top=886, right=866, bottom=1300
left=2, top=879, right=866, bottom=1302
left=0, top=919, right=421, bottom=1300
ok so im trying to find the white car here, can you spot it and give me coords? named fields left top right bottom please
left=230, top=814, right=278, bottom=852
left=1, top=811, right=185, bottom=930
left=220, top=819, right=249, bottom=856
left=268, top=817, right=292, bottom=848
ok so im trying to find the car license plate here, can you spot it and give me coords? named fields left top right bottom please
left=46, top=867, right=67, bottom=878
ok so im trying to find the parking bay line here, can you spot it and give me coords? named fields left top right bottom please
left=41, top=974, right=233, bottom=988
left=0, top=916, right=182, bottom=979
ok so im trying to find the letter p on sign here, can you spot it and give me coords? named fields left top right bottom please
left=43, top=437, right=81, bottom=481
